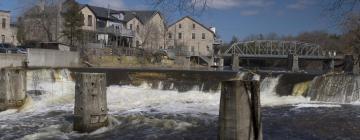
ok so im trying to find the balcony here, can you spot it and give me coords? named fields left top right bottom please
left=96, top=27, right=135, bottom=37
left=214, top=38, right=222, bottom=45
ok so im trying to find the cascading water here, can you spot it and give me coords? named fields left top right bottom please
left=307, top=74, right=360, bottom=103
left=2, top=69, right=360, bottom=139
left=260, top=76, right=310, bottom=106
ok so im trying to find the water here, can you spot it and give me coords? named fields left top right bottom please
left=1, top=70, right=360, bottom=139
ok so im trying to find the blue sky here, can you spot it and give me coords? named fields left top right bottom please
left=0, top=0, right=340, bottom=42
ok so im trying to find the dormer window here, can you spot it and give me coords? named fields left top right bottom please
left=112, top=13, right=124, bottom=20
left=119, top=13, right=124, bottom=20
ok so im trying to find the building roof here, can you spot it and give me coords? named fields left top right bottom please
left=0, top=10, right=10, bottom=13
left=81, top=4, right=160, bottom=24
left=122, top=11, right=159, bottom=24
left=83, top=5, right=124, bottom=22
left=169, top=16, right=215, bottom=35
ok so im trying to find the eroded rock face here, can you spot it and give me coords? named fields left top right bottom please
left=275, top=74, right=316, bottom=96
left=308, top=74, right=360, bottom=103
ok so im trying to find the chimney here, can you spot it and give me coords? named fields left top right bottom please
left=210, top=27, right=216, bottom=34
left=38, top=0, right=45, bottom=11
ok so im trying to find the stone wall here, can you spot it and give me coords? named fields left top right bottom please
left=27, top=49, right=80, bottom=67
left=167, top=17, right=215, bottom=56
left=0, top=54, right=26, bottom=68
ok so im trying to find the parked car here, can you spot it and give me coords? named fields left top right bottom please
left=0, top=43, right=27, bottom=54
left=16, top=48, right=27, bottom=54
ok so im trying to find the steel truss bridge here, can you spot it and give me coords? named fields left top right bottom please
left=223, top=40, right=341, bottom=60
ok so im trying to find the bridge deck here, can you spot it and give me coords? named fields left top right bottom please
left=220, top=54, right=343, bottom=60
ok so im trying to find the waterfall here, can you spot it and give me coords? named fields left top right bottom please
left=260, top=76, right=310, bottom=106
left=21, top=69, right=75, bottom=113
left=307, top=74, right=360, bottom=103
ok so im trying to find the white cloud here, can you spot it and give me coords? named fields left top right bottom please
left=287, top=0, right=315, bottom=10
left=89, top=0, right=126, bottom=10
left=240, top=10, right=260, bottom=16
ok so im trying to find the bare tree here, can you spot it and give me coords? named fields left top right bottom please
left=342, top=13, right=360, bottom=53
left=149, top=0, right=208, bottom=16
left=18, top=0, right=62, bottom=43
left=325, top=0, right=360, bottom=20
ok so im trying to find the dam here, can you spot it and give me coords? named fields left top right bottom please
left=0, top=47, right=359, bottom=139
left=0, top=67, right=360, bottom=139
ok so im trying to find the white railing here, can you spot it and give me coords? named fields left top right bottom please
left=97, top=27, right=135, bottom=37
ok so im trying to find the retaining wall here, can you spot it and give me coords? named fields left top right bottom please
left=27, top=49, right=80, bottom=67
left=0, top=54, right=26, bottom=68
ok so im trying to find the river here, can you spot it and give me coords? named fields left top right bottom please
left=0, top=69, right=359, bottom=140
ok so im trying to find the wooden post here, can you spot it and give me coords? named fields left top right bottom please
left=74, top=73, right=108, bottom=133
left=0, top=68, right=27, bottom=110
left=219, top=80, right=262, bottom=140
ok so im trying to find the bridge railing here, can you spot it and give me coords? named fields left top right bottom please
left=224, top=40, right=333, bottom=58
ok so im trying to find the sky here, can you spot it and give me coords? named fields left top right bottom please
left=0, top=0, right=341, bottom=42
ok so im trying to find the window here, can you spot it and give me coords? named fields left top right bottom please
left=192, top=33, right=195, bottom=39
left=88, top=15, right=92, bottom=26
left=1, top=35, right=5, bottom=43
left=178, top=24, right=182, bottom=29
left=192, top=24, right=196, bottom=29
left=136, top=41, right=140, bottom=47
left=191, top=46, right=195, bottom=52
left=202, top=33, right=206, bottom=39
left=178, top=33, right=182, bottom=39
left=136, top=25, right=140, bottom=33
left=130, top=24, right=133, bottom=30
left=2, top=18, right=6, bottom=29
left=168, top=33, right=172, bottom=39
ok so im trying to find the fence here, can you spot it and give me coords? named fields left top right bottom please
left=81, top=47, right=144, bottom=57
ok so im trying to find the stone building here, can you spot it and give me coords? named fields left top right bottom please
left=0, top=10, right=18, bottom=45
left=80, top=5, right=134, bottom=48
left=167, top=16, right=217, bottom=56
left=123, top=11, right=166, bottom=51
left=79, top=5, right=166, bottom=50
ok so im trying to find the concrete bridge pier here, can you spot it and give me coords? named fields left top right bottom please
left=322, top=59, right=335, bottom=72
left=353, top=55, right=359, bottom=74
left=232, top=55, right=240, bottom=70
left=218, top=58, right=224, bottom=70
left=74, top=73, right=108, bottom=133
left=288, top=54, right=299, bottom=72
left=343, top=55, right=359, bottom=74
left=0, top=68, right=27, bottom=110
left=219, top=80, right=262, bottom=140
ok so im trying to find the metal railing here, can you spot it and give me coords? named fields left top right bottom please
left=223, top=40, right=334, bottom=59
left=81, top=47, right=143, bottom=57
left=96, top=27, right=135, bottom=37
